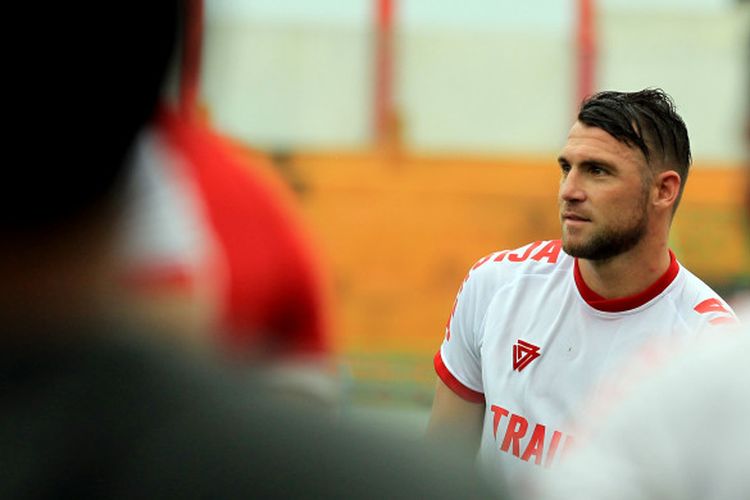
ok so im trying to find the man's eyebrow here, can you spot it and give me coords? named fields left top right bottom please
left=556, top=156, right=616, bottom=169
left=580, top=159, right=616, bottom=170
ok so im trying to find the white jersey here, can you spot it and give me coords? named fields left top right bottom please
left=435, top=239, right=737, bottom=491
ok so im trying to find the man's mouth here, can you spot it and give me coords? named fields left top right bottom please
left=561, top=212, right=591, bottom=222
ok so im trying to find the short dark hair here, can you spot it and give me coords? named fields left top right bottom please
left=577, top=88, right=692, bottom=210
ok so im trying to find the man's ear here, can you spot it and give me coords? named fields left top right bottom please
left=653, top=170, right=681, bottom=210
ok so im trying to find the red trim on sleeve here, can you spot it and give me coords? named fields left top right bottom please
left=434, top=351, right=485, bottom=404
left=574, top=250, right=679, bottom=312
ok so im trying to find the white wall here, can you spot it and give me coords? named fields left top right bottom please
left=201, top=0, right=750, bottom=162
left=398, top=29, right=572, bottom=155
left=202, top=20, right=371, bottom=149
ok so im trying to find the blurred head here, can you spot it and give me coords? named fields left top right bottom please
left=0, top=2, right=183, bottom=326
left=2, top=2, right=182, bottom=239
left=577, top=89, right=692, bottom=213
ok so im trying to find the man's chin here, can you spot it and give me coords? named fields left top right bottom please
left=562, top=242, right=582, bottom=258
left=562, top=238, right=594, bottom=259
left=561, top=233, right=582, bottom=254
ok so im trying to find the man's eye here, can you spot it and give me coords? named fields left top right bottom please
left=589, top=166, right=605, bottom=175
left=560, top=163, right=571, bottom=173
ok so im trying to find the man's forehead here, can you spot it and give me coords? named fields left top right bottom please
left=559, top=121, right=644, bottom=163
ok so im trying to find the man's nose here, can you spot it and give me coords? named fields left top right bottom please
left=559, top=169, right=586, bottom=203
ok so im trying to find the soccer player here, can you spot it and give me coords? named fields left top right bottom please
left=427, top=88, right=738, bottom=492
left=534, top=37, right=750, bottom=500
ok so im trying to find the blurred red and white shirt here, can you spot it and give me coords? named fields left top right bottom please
left=119, top=109, right=336, bottom=400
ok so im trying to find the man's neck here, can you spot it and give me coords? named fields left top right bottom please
left=577, top=239, right=672, bottom=300
left=0, top=222, right=123, bottom=334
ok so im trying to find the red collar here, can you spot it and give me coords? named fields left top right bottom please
left=574, top=250, right=679, bottom=312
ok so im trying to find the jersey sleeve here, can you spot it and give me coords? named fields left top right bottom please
left=162, top=111, right=332, bottom=357
left=120, top=110, right=332, bottom=359
left=680, top=268, right=740, bottom=333
left=691, top=296, right=739, bottom=329
left=435, top=253, right=500, bottom=404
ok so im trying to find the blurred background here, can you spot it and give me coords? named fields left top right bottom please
left=185, top=0, right=750, bottom=432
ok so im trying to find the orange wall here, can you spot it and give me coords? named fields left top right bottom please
left=290, top=151, right=749, bottom=357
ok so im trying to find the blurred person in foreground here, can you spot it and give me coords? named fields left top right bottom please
left=118, top=16, right=337, bottom=411
left=534, top=39, right=750, bottom=500
left=0, top=2, right=504, bottom=498
left=533, top=330, right=748, bottom=500
left=427, top=88, right=738, bottom=493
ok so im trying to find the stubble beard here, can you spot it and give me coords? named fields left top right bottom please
left=561, top=200, right=650, bottom=262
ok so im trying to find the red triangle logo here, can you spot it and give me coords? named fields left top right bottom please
left=513, top=340, right=541, bottom=372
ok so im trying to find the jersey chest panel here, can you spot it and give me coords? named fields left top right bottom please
left=475, top=270, right=697, bottom=483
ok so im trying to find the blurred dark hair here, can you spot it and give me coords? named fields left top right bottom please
left=578, top=88, right=692, bottom=210
left=1, top=2, right=182, bottom=235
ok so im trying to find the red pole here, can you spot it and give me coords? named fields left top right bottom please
left=180, top=0, right=204, bottom=122
left=374, top=0, right=395, bottom=146
left=576, top=0, right=596, bottom=107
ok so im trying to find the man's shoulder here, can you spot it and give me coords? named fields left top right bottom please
left=465, top=239, right=571, bottom=283
left=669, top=264, right=738, bottom=326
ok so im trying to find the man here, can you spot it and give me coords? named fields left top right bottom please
left=534, top=37, right=750, bottom=500
left=427, top=88, right=737, bottom=492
